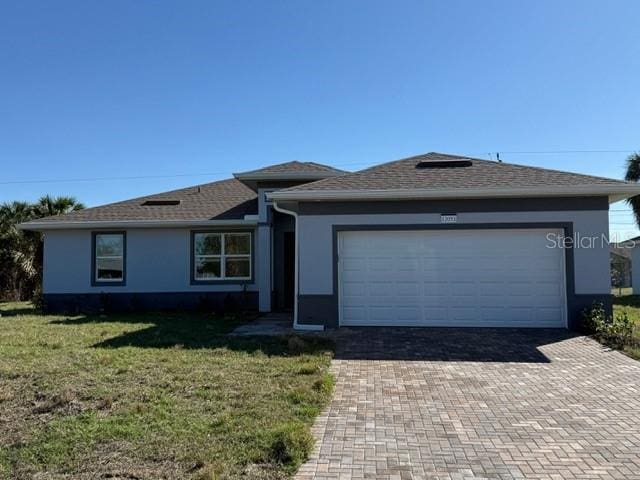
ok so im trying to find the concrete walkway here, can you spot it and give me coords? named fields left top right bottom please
left=229, top=312, right=296, bottom=336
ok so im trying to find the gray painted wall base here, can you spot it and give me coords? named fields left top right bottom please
left=43, top=292, right=258, bottom=315
left=297, top=293, right=613, bottom=331
left=298, top=294, right=338, bottom=327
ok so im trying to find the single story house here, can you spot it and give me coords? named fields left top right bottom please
left=20, top=152, right=640, bottom=330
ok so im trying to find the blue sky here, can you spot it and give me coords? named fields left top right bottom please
left=1, top=1, right=639, bottom=238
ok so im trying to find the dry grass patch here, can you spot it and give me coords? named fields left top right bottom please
left=0, top=303, right=334, bottom=479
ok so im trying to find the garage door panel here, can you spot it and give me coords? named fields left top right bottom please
left=507, top=282, right=535, bottom=296
left=536, top=307, right=564, bottom=321
left=339, top=229, right=566, bottom=328
left=535, top=284, right=563, bottom=297
left=423, top=281, right=452, bottom=296
left=368, top=306, right=399, bottom=320
left=341, top=281, right=367, bottom=296
left=479, top=282, right=507, bottom=296
left=341, top=257, right=367, bottom=272
left=342, top=306, right=367, bottom=322
left=449, top=307, right=478, bottom=321
left=423, top=306, right=448, bottom=321
left=367, top=282, right=393, bottom=296
left=396, top=282, right=420, bottom=297
left=397, top=307, right=422, bottom=321
left=480, top=306, right=506, bottom=319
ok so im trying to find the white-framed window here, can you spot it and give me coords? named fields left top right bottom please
left=94, top=232, right=125, bottom=283
left=193, top=232, right=251, bottom=281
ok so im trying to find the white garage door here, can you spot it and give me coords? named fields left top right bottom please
left=338, top=229, right=566, bottom=328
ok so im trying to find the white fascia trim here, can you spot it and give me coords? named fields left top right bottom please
left=18, top=219, right=258, bottom=231
left=268, top=184, right=640, bottom=203
left=233, top=172, right=340, bottom=181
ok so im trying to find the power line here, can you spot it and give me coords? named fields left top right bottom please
left=1, top=149, right=637, bottom=186
left=0, top=162, right=375, bottom=186
left=490, top=149, right=636, bottom=155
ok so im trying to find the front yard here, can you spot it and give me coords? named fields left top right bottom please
left=613, top=295, right=640, bottom=360
left=0, top=303, right=334, bottom=480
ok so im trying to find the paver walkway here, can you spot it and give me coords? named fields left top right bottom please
left=296, top=328, right=640, bottom=480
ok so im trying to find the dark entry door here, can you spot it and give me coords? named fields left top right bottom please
left=283, top=232, right=295, bottom=309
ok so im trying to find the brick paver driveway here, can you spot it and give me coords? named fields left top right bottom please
left=297, top=328, right=640, bottom=480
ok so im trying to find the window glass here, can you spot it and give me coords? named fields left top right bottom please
left=193, top=232, right=251, bottom=280
left=96, top=234, right=124, bottom=256
left=96, top=257, right=124, bottom=280
left=95, top=233, right=124, bottom=281
left=194, top=233, right=221, bottom=255
left=225, top=233, right=250, bottom=255
left=225, top=258, right=250, bottom=278
left=195, top=258, right=221, bottom=279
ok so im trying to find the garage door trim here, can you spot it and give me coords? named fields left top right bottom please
left=333, top=222, right=574, bottom=328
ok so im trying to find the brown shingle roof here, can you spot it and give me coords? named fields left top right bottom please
left=23, top=178, right=257, bottom=224
left=234, top=161, right=345, bottom=176
left=21, top=153, right=638, bottom=228
left=277, top=153, right=631, bottom=193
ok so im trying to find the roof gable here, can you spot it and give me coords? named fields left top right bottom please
left=234, top=161, right=345, bottom=179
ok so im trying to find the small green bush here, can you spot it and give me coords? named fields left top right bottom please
left=312, top=373, right=334, bottom=396
left=31, top=284, right=45, bottom=312
left=266, top=422, right=314, bottom=471
left=582, top=302, right=634, bottom=347
left=287, top=336, right=308, bottom=354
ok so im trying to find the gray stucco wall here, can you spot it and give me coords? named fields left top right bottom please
left=43, top=228, right=259, bottom=294
left=295, top=200, right=611, bottom=329
left=632, top=246, right=640, bottom=292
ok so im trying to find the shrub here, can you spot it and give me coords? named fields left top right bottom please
left=286, top=336, right=308, bottom=354
left=312, top=373, right=334, bottom=396
left=582, top=302, right=634, bottom=347
left=266, top=422, right=314, bottom=470
left=31, top=284, right=45, bottom=312
left=582, top=302, right=607, bottom=333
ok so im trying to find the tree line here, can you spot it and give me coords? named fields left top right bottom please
left=0, top=196, right=84, bottom=302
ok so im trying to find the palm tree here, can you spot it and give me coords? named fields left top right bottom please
left=0, top=202, right=37, bottom=300
left=0, top=196, right=85, bottom=301
left=34, top=195, right=85, bottom=218
left=625, top=153, right=640, bottom=226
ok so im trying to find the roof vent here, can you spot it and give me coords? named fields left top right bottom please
left=416, top=160, right=472, bottom=169
left=142, top=200, right=181, bottom=206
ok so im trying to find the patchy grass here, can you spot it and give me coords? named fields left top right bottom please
left=0, top=302, right=334, bottom=479
left=612, top=295, right=640, bottom=360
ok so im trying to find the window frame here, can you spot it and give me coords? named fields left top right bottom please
left=91, top=231, right=126, bottom=286
left=191, top=230, right=254, bottom=284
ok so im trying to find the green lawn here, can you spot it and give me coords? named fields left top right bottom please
left=612, top=295, right=640, bottom=360
left=0, top=302, right=334, bottom=480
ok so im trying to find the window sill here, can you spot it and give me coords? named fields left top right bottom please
left=92, top=280, right=126, bottom=287
left=190, top=279, right=254, bottom=286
